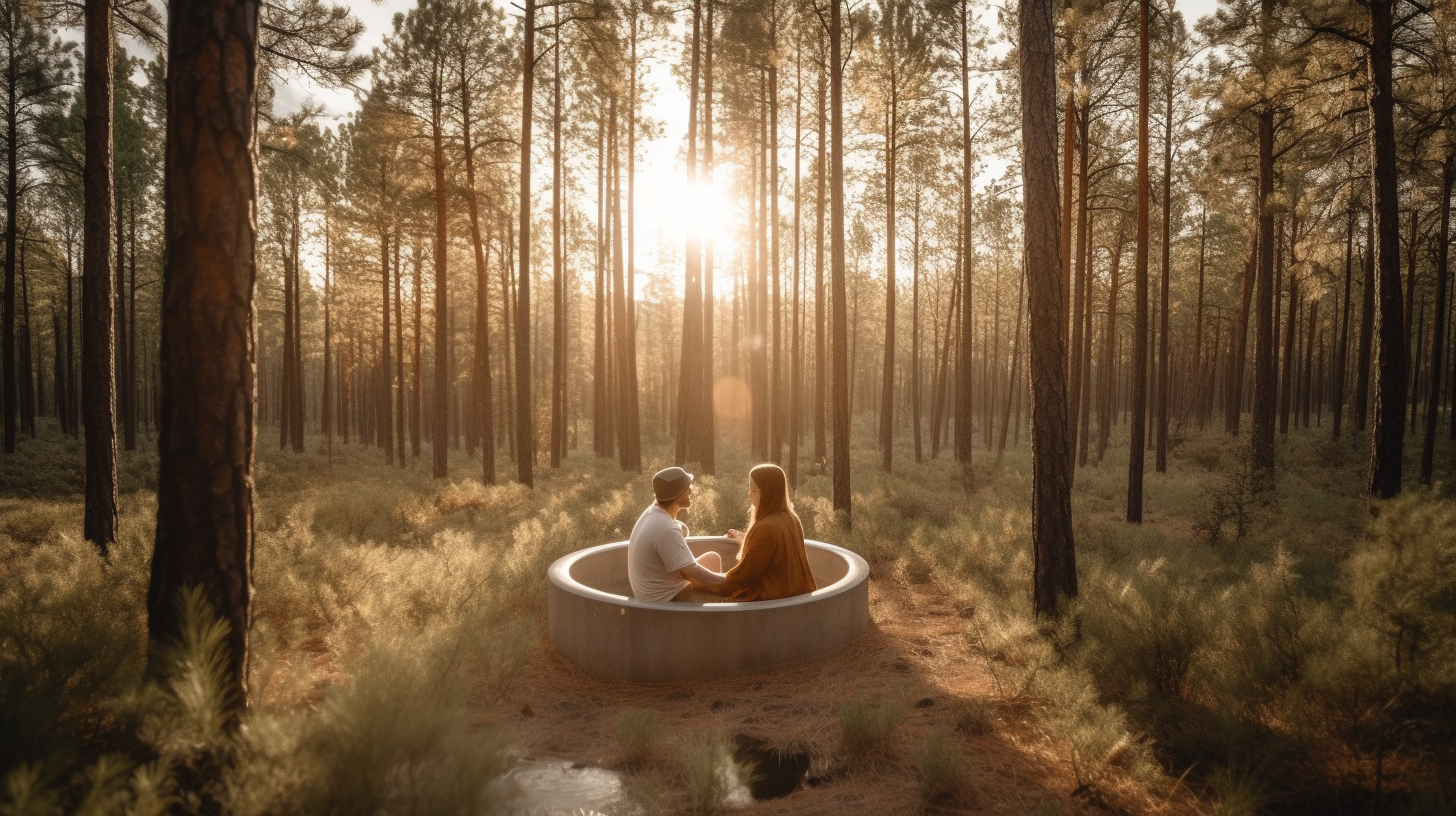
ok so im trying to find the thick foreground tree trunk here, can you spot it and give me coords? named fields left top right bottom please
left=1019, top=0, right=1076, bottom=618
left=1367, top=0, right=1407, bottom=499
left=150, top=0, right=260, bottom=722
left=83, top=0, right=117, bottom=551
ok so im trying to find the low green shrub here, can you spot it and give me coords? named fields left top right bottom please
left=836, top=694, right=902, bottom=756
left=616, top=709, right=661, bottom=767
left=678, top=730, right=735, bottom=816
left=916, top=731, right=967, bottom=800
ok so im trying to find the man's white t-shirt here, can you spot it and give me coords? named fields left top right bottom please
left=627, top=504, right=696, bottom=602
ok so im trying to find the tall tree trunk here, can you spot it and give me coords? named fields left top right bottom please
left=1021, top=0, right=1076, bottom=616
left=676, top=0, right=703, bottom=466
left=790, top=34, right=803, bottom=482
left=699, top=0, right=717, bottom=474
left=830, top=0, right=851, bottom=516
left=82, top=0, right=117, bottom=550
left=770, top=59, right=783, bottom=464
left=1251, top=107, right=1276, bottom=474
left=880, top=97, right=897, bottom=472
left=911, top=189, right=922, bottom=464
left=1128, top=0, right=1150, bottom=522
left=1334, top=204, right=1355, bottom=439
left=323, top=211, right=332, bottom=460
left=1156, top=59, right=1173, bottom=472
left=551, top=8, right=566, bottom=468
left=1356, top=213, right=1375, bottom=433
left=1421, top=153, right=1451, bottom=484
left=593, top=112, right=609, bottom=457
left=411, top=238, right=422, bottom=458
left=1068, top=95, right=1088, bottom=471
left=1302, top=298, right=1318, bottom=429
left=1097, top=227, right=1125, bottom=464
left=1280, top=272, right=1298, bottom=435
left=516, top=0, right=536, bottom=486
left=1192, top=209, right=1207, bottom=429
left=1367, top=0, right=1406, bottom=498
left=461, top=65, right=495, bottom=483
left=431, top=89, right=449, bottom=477
left=954, top=0, right=975, bottom=469
left=814, top=45, right=827, bottom=466
left=150, top=0, right=260, bottom=725
left=396, top=240, right=406, bottom=466
left=19, top=236, right=34, bottom=437
left=610, top=95, right=640, bottom=471
left=998, top=267, right=1025, bottom=457
left=379, top=230, right=393, bottom=463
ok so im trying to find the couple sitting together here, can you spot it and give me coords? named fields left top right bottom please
left=627, top=463, right=816, bottom=603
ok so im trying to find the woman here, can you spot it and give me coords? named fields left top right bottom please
left=711, top=463, right=817, bottom=601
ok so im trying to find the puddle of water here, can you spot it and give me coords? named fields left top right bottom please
left=733, top=734, right=811, bottom=799
left=494, top=740, right=804, bottom=816
left=494, top=760, right=635, bottom=816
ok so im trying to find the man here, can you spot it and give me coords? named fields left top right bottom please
left=627, top=466, right=727, bottom=602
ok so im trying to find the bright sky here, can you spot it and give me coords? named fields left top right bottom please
left=274, top=0, right=1222, bottom=282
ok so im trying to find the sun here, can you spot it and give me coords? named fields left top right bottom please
left=633, top=165, right=739, bottom=294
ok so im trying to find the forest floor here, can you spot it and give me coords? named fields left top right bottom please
left=6, top=419, right=1454, bottom=815
left=483, top=572, right=1195, bottom=815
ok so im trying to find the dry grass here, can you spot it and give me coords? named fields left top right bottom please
left=475, top=576, right=1207, bottom=815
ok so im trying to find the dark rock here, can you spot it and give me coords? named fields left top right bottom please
left=915, top=697, right=935, bottom=708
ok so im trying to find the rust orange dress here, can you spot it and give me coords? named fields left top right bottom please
left=712, top=511, right=817, bottom=601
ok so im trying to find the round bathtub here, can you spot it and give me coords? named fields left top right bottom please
left=548, top=537, right=870, bottom=683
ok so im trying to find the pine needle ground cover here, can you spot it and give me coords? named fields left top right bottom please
left=3, top=420, right=1455, bottom=814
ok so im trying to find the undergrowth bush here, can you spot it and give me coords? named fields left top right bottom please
left=836, top=693, right=902, bottom=756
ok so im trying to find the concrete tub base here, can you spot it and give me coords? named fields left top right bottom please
left=547, top=537, right=870, bottom=683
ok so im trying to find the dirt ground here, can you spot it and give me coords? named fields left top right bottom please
left=475, top=576, right=1206, bottom=815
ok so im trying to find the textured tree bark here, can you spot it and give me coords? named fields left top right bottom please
left=1356, top=213, right=1375, bottom=434
left=1128, top=0, right=1150, bottom=522
left=1302, top=298, right=1319, bottom=429
left=461, top=67, right=495, bottom=483
left=1193, top=210, right=1207, bottom=429
left=379, top=230, right=393, bottom=463
left=150, top=0, right=260, bottom=721
left=1020, top=0, right=1076, bottom=617
left=551, top=8, right=567, bottom=469
left=830, top=0, right=851, bottom=517
left=1251, top=107, right=1276, bottom=474
left=432, top=88, right=449, bottom=478
left=880, top=97, right=897, bottom=473
left=82, top=0, right=117, bottom=551
left=1156, top=60, right=1173, bottom=473
left=516, top=0, right=536, bottom=486
left=1367, top=0, right=1407, bottom=498
left=954, top=0, right=974, bottom=469
left=676, top=0, right=702, bottom=467
left=1420, top=154, right=1451, bottom=485
left=1068, top=96, right=1087, bottom=471
left=814, top=41, right=827, bottom=466
left=699, top=0, right=717, bottom=474
left=1334, top=205, right=1354, bottom=439
left=609, top=96, right=640, bottom=471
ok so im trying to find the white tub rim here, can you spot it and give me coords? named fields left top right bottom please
left=547, top=536, right=868, bottom=612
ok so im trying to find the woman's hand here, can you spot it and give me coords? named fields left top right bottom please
left=726, top=528, right=745, bottom=542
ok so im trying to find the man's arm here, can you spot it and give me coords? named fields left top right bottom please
left=678, top=557, right=726, bottom=585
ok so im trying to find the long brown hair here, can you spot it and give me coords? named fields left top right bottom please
left=747, top=463, right=792, bottom=529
